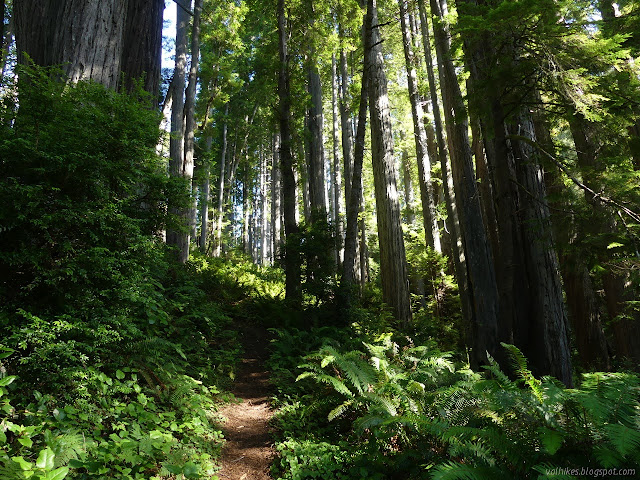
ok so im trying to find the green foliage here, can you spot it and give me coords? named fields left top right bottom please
left=289, top=337, right=640, bottom=479
left=0, top=66, right=251, bottom=478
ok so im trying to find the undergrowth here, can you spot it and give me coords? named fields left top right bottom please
left=268, top=322, right=640, bottom=480
left=0, top=69, right=253, bottom=479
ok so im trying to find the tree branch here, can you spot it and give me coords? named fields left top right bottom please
left=170, top=0, right=194, bottom=17
left=507, top=134, right=640, bottom=224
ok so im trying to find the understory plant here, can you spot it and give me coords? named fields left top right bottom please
left=287, top=335, right=640, bottom=479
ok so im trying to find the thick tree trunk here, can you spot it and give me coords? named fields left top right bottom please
left=510, top=113, right=573, bottom=384
left=532, top=109, right=610, bottom=371
left=278, top=0, right=301, bottom=301
left=14, top=0, right=162, bottom=104
left=458, top=0, right=573, bottom=384
left=398, top=0, right=440, bottom=253
left=432, top=0, right=500, bottom=366
left=367, top=0, right=412, bottom=326
left=120, top=0, right=163, bottom=105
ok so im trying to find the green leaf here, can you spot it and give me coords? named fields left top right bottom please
left=165, top=464, right=183, bottom=474
left=182, top=462, right=200, bottom=478
left=116, top=369, right=125, bottom=380
left=36, top=447, right=55, bottom=470
left=607, top=242, right=624, bottom=249
left=19, top=436, right=34, bottom=448
left=44, top=466, right=69, bottom=480
left=0, top=347, right=15, bottom=359
left=12, top=456, right=34, bottom=471
left=0, top=375, right=17, bottom=387
left=67, top=459, right=85, bottom=469
left=0, top=430, right=6, bottom=444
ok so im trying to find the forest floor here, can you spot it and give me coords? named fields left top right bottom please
left=217, top=321, right=275, bottom=480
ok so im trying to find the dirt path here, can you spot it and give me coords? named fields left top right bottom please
left=217, top=323, right=274, bottom=480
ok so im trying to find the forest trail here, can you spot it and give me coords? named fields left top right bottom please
left=217, top=322, right=275, bottom=480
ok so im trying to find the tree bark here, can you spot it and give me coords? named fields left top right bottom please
left=271, top=133, right=282, bottom=262
left=120, top=0, right=163, bottom=105
left=458, top=0, right=573, bottom=384
left=278, top=0, right=301, bottom=301
left=179, top=0, right=203, bottom=263
left=200, top=136, right=212, bottom=254
left=307, top=63, right=327, bottom=216
left=166, top=1, right=189, bottom=257
left=332, top=54, right=344, bottom=267
left=14, top=0, right=162, bottom=104
left=398, top=0, right=440, bottom=253
left=342, top=4, right=371, bottom=289
left=432, top=0, right=500, bottom=366
left=215, top=103, right=229, bottom=257
left=417, top=0, right=466, bottom=307
left=367, top=0, right=412, bottom=326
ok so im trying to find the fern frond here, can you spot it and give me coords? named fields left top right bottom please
left=362, top=392, right=398, bottom=417
left=429, top=461, right=500, bottom=480
left=604, top=424, right=640, bottom=458
left=501, top=343, right=544, bottom=403
left=328, top=400, right=354, bottom=422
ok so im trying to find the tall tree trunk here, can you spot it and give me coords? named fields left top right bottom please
left=458, top=0, right=573, bottom=384
left=242, top=162, right=250, bottom=255
left=401, top=141, right=416, bottom=224
left=531, top=108, right=610, bottom=371
left=398, top=0, right=440, bottom=253
left=215, top=103, right=229, bottom=257
left=367, top=0, right=412, bottom=326
left=278, top=0, right=301, bottom=301
left=200, top=136, right=212, bottom=254
left=332, top=54, right=344, bottom=267
left=432, top=0, right=500, bottom=366
left=166, top=2, right=189, bottom=257
left=307, top=63, right=327, bottom=216
left=179, top=0, right=203, bottom=263
left=271, top=133, right=282, bottom=262
left=417, top=0, right=464, bottom=287
left=339, top=46, right=354, bottom=214
left=1, top=1, right=12, bottom=78
left=342, top=5, right=371, bottom=289
left=260, top=143, right=269, bottom=265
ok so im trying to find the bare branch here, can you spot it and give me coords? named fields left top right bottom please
left=508, top=134, right=640, bottom=224
left=170, top=0, right=194, bottom=17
